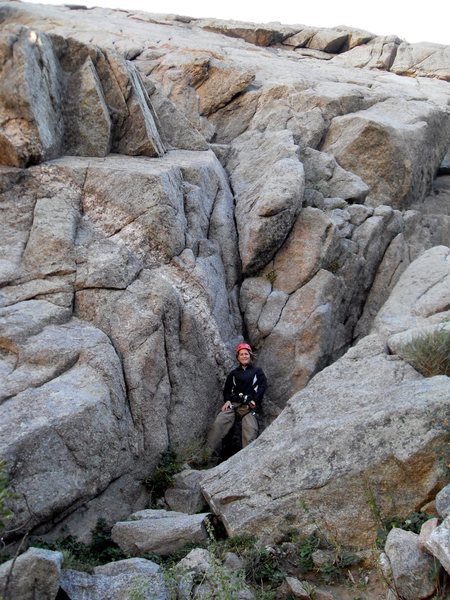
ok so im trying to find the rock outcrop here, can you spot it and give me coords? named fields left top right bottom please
left=0, top=0, right=449, bottom=550
left=201, top=248, right=450, bottom=547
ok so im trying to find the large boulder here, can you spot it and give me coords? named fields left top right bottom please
left=383, top=528, right=437, bottom=599
left=0, top=302, right=135, bottom=535
left=112, top=509, right=210, bottom=556
left=226, top=129, right=305, bottom=274
left=201, top=332, right=449, bottom=547
left=0, top=547, right=63, bottom=600
left=322, top=99, right=450, bottom=208
left=391, top=42, right=450, bottom=80
left=61, top=558, right=167, bottom=600
left=0, top=25, right=63, bottom=167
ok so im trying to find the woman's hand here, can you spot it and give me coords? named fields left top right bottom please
left=221, top=401, right=233, bottom=412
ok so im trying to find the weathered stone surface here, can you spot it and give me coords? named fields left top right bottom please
left=0, top=547, right=62, bottom=600
left=227, top=130, right=305, bottom=274
left=165, top=468, right=207, bottom=514
left=392, top=42, right=450, bottom=81
left=144, top=79, right=209, bottom=151
left=114, top=61, right=165, bottom=157
left=63, top=56, right=112, bottom=157
left=425, top=516, right=450, bottom=575
left=202, top=331, right=450, bottom=546
left=202, top=248, right=450, bottom=544
left=279, top=576, right=311, bottom=599
left=322, top=99, right=450, bottom=208
left=112, top=509, right=210, bottom=556
left=198, top=18, right=294, bottom=47
left=302, top=147, right=369, bottom=202
left=384, top=528, right=437, bottom=599
left=373, top=246, right=450, bottom=337
left=0, top=304, right=135, bottom=535
left=1, top=0, right=450, bottom=551
left=0, top=25, right=63, bottom=167
left=242, top=205, right=402, bottom=406
left=175, top=547, right=254, bottom=599
left=436, top=484, right=450, bottom=519
left=331, top=35, right=401, bottom=70
left=61, top=558, right=167, bottom=600
left=419, top=518, right=439, bottom=551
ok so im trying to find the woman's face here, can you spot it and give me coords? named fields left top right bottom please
left=237, top=349, right=251, bottom=366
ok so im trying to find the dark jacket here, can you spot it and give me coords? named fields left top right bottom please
left=223, top=364, right=267, bottom=411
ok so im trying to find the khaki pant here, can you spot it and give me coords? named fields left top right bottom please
left=206, top=407, right=258, bottom=452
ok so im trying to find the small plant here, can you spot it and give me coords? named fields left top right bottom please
left=244, top=546, right=285, bottom=587
left=0, top=461, right=14, bottom=532
left=399, top=328, right=450, bottom=377
left=142, top=450, right=183, bottom=506
left=297, top=533, right=320, bottom=572
left=31, top=518, right=126, bottom=572
left=266, top=270, right=277, bottom=286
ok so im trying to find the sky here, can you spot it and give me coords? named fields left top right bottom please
left=25, top=0, right=450, bottom=45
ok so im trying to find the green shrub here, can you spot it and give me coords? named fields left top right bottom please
left=142, top=450, right=183, bottom=506
left=0, top=460, right=14, bottom=532
left=31, top=518, right=125, bottom=572
left=399, top=328, right=450, bottom=377
left=244, top=546, right=285, bottom=586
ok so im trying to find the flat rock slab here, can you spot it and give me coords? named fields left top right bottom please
left=112, top=509, right=211, bottom=556
left=61, top=558, right=167, bottom=600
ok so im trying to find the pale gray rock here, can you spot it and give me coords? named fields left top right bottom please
left=176, top=547, right=254, bottom=600
left=0, top=25, right=63, bottom=167
left=436, top=484, right=450, bottom=519
left=392, top=42, right=450, bottom=81
left=322, top=99, right=450, bottom=208
left=0, top=309, right=135, bottom=535
left=307, top=29, right=349, bottom=53
left=114, top=60, right=165, bottom=157
left=75, top=238, right=143, bottom=290
left=63, top=55, right=112, bottom=157
left=373, top=246, right=450, bottom=337
left=227, top=130, right=305, bottom=274
left=197, top=18, right=294, bottom=47
left=0, top=547, right=63, bottom=600
left=165, top=468, right=207, bottom=514
left=387, top=322, right=450, bottom=359
left=195, top=58, right=255, bottom=117
left=223, top=551, right=245, bottom=572
left=384, top=528, right=437, bottom=599
left=425, top=516, right=450, bottom=575
left=112, top=510, right=210, bottom=556
left=302, top=147, right=369, bottom=202
left=61, top=558, right=167, bottom=600
left=419, top=518, right=439, bottom=551
left=282, top=576, right=311, bottom=599
left=201, top=333, right=450, bottom=547
left=331, top=35, right=401, bottom=70
left=144, top=79, right=209, bottom=151
left=242, top=205, right=402, bottom=406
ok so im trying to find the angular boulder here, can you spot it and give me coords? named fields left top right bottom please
left=322, top=99, right=450, bottom=208
left=0, top=547, right=62, bottom=600
left=112, top=509, right=210, bottom=556
left=383, top=528, right=437, bottom=599
left=0, top=25, right=63, bottom=167
left=227, top=129, right=305, bottom=274
left=61, top=558, right=167, bottom=600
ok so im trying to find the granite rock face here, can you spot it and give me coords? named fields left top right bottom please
left=0, top=0, right=449, bottom=546
left=201, top=248, right=450, bottom=547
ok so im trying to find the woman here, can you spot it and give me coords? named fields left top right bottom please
left=207, top=342, right=267, bottom=456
